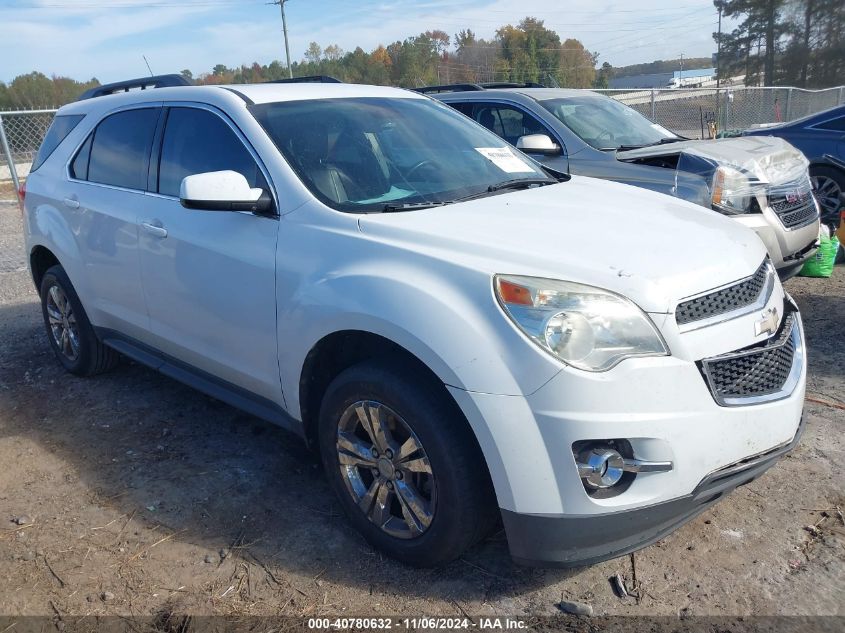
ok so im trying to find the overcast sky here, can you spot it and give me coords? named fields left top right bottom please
left=0, top=0, right=724, bottom=83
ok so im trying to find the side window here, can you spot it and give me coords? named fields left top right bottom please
left=449, top=102, right=474, bottom=117
left=85, top=108, right=159, bottom=190
left=470, top=103, right=553, bottom=146
left=31, top=114, right=84, bottom=172
left=157, top=107, right=265, bottom=198
left=497, top=108, right=526, bottom=139
left=70, top=135, right=92, bottom=181
left=469, top=104, right=506, bottom=137
left=813, top=116, right=845, bottom=132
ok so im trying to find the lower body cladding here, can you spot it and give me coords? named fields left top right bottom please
left=501, top=425, right=802, bottom=566
left=448, top=312, right=806, bottom=567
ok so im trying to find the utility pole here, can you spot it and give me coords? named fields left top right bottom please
left=716, top=5, right=722, bottom=90
left=269, top=0, right=293, bottom=78
left=716, top=3, right=723, bottom=133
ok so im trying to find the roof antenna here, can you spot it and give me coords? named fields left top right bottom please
left=142, top=55, right=154, bottom=77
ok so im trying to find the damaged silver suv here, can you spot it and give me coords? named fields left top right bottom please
left=428, top=85, right=820, bottom=279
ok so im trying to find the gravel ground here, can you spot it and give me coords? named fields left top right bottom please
left=0, top=199, right=843, bottom=626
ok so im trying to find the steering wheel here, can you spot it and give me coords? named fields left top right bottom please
left=406, top=159, right=438, bottom=180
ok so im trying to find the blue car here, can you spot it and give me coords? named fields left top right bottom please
left=743, top=105, right=845, bottom=221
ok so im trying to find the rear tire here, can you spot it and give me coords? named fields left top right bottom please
left=40, top=265, right=119, bottom=376
left=317, top=357, right=498, bottom=566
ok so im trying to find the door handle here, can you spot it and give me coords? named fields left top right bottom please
left=141, top=222, right=168, bottom=238
left=63, top=198, right=80, bottom=209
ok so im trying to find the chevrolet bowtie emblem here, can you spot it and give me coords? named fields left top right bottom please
left=754, top=306, right=779, bottom=337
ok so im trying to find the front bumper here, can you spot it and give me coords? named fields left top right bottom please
left=502, top=420, right=803, bottom=567
left=733, top=212, right=818, bottom=278
left=447, top=294, right=805, bottom=567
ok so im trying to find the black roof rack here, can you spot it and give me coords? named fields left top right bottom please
left=412, top=83, right=484, bottom=94
left=267, top=75, right=342, bottom=84
left=479, top=82, right=546, bottom=89
left=412, top=81, right=550, bottom=94
left=77, top=74, right=192, bottom=101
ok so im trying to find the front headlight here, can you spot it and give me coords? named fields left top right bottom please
left=495, top=275, right=668, bottom=372
left=711, top=166, right=752, bottom=214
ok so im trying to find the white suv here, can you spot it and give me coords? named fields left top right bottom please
left=22, top=76, right=805, bottom=567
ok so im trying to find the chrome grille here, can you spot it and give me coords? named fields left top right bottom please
left=675, top=260, right=769, bottom=326
left=700, top=312, right=799, bottom=406
left=768, top=190, right=819, bottom=229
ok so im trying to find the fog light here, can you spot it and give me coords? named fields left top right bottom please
left=577, top=448, right=625, bottom=489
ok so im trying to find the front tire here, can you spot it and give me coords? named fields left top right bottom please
left=40, top=265, right=119, bottom=376
left=318, top=358, right=497, bottom=566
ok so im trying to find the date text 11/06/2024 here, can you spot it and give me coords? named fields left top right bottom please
left=307, top=617, right=529, bottom=629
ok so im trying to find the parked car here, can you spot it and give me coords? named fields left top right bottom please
left=423, top=84, right=820, bottom=280
left=742, top=104, right=845, bottom=223
left=23, top=75, right=805, bottom=568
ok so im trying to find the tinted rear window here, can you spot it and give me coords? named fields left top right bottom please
left=86, top=108, right=159, bottom=190
left=31, top=114, right=84, bottom=172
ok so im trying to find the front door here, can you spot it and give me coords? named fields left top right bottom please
left=138, top=105, right=281, bottom=404
left=459, top=101, right=569, bottom=172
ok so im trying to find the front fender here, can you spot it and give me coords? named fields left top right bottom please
left=570, top=156, right=711, bottom=207
left=275, top=254, right=563, bottom=419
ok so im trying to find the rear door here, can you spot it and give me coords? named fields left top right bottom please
left=66, top=106, right=161, bottom=340
left=137, top=104, right=282, bottom=404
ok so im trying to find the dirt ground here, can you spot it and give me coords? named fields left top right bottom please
left=0, top=198, right=843, bottom=625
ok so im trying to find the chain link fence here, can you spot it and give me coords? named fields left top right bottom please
left=2, top=85, right=845, bottom=200
left=0, top=109, right=57, bottom=196
left=593, top=85, right=845, bottom=139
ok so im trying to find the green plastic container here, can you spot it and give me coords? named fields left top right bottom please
left=799, top=234, right=839, bottom=278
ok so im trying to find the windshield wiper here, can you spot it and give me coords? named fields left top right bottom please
left=382, top=201, right=447, bottom=212
left=486, top=178, right=557, bottom=192
left=381, top=178, right=556, bottom=212
left=442, top=178, right=557, bottom=205
left=615, top=137, right=685, bottom=151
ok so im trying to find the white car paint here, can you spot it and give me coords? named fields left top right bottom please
left=23, top=82, right=805, bottom=565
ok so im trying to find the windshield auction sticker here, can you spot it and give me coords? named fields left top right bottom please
left=475, top=147, right=535, bottom=173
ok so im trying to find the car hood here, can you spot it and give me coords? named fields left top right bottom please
left=358, top=176, right=767, bottom=313
left=617, top=136, right=809, bottom=186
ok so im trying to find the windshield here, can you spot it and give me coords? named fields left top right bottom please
left=539, top=96, right=679, bottom=150
left=250, top=97, right=549, bottom=212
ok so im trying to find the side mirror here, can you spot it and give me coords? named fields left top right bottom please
left=516, top=134, right=562, bottom=156
left=180, top=170, right=273, bottom=213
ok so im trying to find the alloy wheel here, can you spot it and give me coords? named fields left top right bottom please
left=811, top=174, right=842, bottom=220
left=46, top=283, right=80, bottom=361
left=336, top=400, right=436, bottom=539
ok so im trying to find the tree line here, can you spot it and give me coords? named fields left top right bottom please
left=0, top=17, right=599, bottom=108
left=0, top=72, right=99, bottom=110
left=192, top=18, right=599, bottom=90
left=716, top=0, right=844, bottom=87
left=2, top=7, right=842, bottom=109
left=611, top=58, right=714, bottom=79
